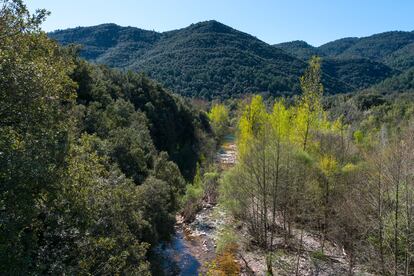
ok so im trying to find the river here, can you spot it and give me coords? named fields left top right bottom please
left=155, top=137, right=236, bottom=275
left=154, top=205, right=222, bottom=275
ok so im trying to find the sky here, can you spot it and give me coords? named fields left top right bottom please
left=27, top=0, right=414, bottom=46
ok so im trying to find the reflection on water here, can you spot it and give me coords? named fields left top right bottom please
left=153, top=229, right=201, bottom=276
left=153, top=200, right=221, bottom=275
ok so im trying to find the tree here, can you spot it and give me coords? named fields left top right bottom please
left=208, top=103, right=229, bottom=141
left=0, top=1, right=76, bottom=272
left=237, top=95, right=268, bottom=157
left=294, top=56, right=325, bottom=151
left=1, top=1, right=210, bottom=273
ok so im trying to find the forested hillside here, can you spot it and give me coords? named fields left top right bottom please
left=50, top=21, right=309, bottom=98
left=2, top=0, right=414, bottom=275
left=51, top=23, right=413, bottom=99
left=273, top=41, right=397, bottom=90
left=0, top=2, right=214, bottom=274
left=48, top=22, right=387, bottom=99
left=274, top=31, right=414, bottom=65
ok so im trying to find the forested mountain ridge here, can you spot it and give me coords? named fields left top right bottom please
left=50, top=21, right=308, bottom=98
left=274, top=30, right=414, bottom=64
left=49, top=21, right=405, bottom=99
left=274, top=31, right=414, bottom=94
left=334, top=31, right=414, bottom=63
left=51, top=23, right=160, bottom=67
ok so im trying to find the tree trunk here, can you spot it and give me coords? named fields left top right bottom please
left=295, top=229, right=304, bottom=276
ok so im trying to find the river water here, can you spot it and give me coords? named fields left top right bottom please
left=154, top=228, right=201, bottom=275
left=154, top=205, right=222, bottom=275
left=155, top=138, right=236, bottom=275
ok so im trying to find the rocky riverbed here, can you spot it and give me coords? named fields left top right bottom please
left=155, top=204, right=227, bottom=275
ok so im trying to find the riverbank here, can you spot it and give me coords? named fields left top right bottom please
left=154, top=203, right=229, bottom=275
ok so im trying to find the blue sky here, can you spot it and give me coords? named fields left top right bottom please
left=27, top=0, right=413, bottom=46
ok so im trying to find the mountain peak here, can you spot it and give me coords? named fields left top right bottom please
left=275, top=40, right=315, bottom=49
left=49, top=23, right=412, bottom=99
left=186, top=20, right=236, bottom=34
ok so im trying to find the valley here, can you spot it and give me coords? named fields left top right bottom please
left=1, top=1, right=414, bottom=275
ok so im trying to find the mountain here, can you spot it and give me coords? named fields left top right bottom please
left=321, top=58, right=395, bottom=90
left=274, top=31, right=414, bottom=70
left=49, top=21, right=354, bottom=98
left=383, top=42, right=414, bottom=71
left=272, top=40, right=320, bottom=61
left=273, top=41, right=396, bottom=90
left=50, top=22, right=413, bottom=99
left=318, top=37, right=359, bottom=57
left=365, top=67, right=414, bottom=94
left=50, top=21, right=307, bottom=98
left=50, top=23, right=161, bottom=67
left=124, top=21, right=308, bottom=98
left=274, top=30, right=414, bottom=95
left=334, top=31, right=414, bottom=62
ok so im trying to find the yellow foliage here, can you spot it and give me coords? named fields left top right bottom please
left=237, top=95, right=268, bottom=157
left=208, top=104, right=229, bottom=138
left=318, top=155, right=338, bottom=175
left=342, top=163, right=358, bottom=173
left=235, top=57, right=345, bottom=160
left=208, top=104, right=229, bottom=127
left=294, top=56, right=327, bottom=150
left=270, top=100, right=291, bottom=141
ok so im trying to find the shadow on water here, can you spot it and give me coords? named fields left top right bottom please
left=151, top=229, right=201, bottom=276
left=223, top=133, right=235, bottom=143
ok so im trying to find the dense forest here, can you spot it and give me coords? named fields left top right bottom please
left=0, top=1, right=214, bottom=274
left=2, top=0, right=414, bottom=275
left=49, top=22, right=413, bottom=99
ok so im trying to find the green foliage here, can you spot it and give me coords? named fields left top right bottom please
left=0, top=1, right=214, bottom=273
left=383, top=43, right=414, bottom=71
left=277, top=31, right=414, bottom=97
left=221, top=55, right=414, bottom=275
left=0, top=1, right=76, bottom=272
left=321, top=58, right=395, bottom=90
left=61, top=135, right=152, bottom=275
left=318, top=37, right=359, bottom=57
left=219, top=168, right=244, bottom=217
left=202, top=171, right=220, bottom=204
left=181, top=164, right=204, bottom=222
left=274, top=41, right=395, bottom=91
left=274, top=40, right=321, bottom=61
left=49, top=21, right=366, bottom=99
left=208, top=103, right=229, bottom=140
left=367, top=67, right=414, bottom=94
left=72, top=59, right=213, bottom=180
left=50, top=21, right=414, bottom=99
left=310, top=250, right=329, bottom=262
left=335, top=31, right=414, bottom=62
left=237, top=95, right=268, bottom=156
left=216, top=227, right=238, bottom=254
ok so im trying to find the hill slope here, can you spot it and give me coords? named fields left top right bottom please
left=127, top=21, right=307, bottom=98
left=50, top=21, right=356, bottom=98
left=274, top=31, right=414, bottom=71
left=50, top=23, right=161, bottom=67
left=272, top=40, right=321, bottom=61
left=335, top=31, right=414, bottom=62
left=50, top=22, right=412, bottom=98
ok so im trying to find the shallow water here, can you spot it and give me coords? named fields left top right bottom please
left=154, top=229, right=201, bottom=276
left=154, top=206, right=220, bottom=275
